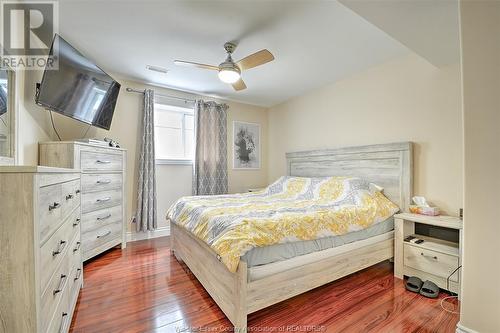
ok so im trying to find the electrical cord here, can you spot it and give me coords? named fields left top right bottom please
left=440, top=265, right=462, bottom=314
left=447, top=265, right=461, bottom=296
left=49, top=109, right=92, bottom=141
left=440, top=296, right=460, bottom=315
left=81, top=123, right=91, bottom=139
left=49, top=110, right=62, bottom=141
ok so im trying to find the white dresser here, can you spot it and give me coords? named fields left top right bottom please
left=0, top=166, right=82, bottom=333
left=39, top=141, right=127, bottom=261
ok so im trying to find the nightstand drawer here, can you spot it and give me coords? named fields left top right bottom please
left=404, top=244, right=459, bottom=282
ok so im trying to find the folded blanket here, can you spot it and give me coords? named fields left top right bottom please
left=167, top=176, right=399, bottom=272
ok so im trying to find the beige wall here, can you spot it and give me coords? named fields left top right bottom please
left=227, top=101, right=268, bottom=193
left=268, top=54, right=463, bottom=216
left=37, top=77, right=268, bottom=232
left=16, top=70, right=53, bottom=165
left=459, top=1, right=500, bottom=332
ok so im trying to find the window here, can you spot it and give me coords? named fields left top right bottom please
left=0, top=78, right=7, bottom=93
left=154, top=103, right=195, bottom=164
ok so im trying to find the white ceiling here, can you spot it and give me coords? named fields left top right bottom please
left=340, top=0, right=460, bottom=67
left=58, top=0, right=412, bottom=107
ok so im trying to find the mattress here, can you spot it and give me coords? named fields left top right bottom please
left=242, top=217, right=394, bottom=267
left=248, top=231, right=394, bottom=281
left=167, top=176, right=400, bottom=272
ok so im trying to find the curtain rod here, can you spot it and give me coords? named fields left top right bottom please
left=125, top=87, right=196, bottom=104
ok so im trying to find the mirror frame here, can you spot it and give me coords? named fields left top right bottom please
left=0, top=67, right=17, bottom=165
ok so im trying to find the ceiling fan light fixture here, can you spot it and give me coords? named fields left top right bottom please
left=218, top=68, right=240, bottom=84
left=173, top=42, right=274, bottom=91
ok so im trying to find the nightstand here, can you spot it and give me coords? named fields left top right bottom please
left=394, top=213, right=462, bottom=294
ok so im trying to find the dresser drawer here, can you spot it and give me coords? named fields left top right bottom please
left=81, top=173, right=122, bottom=193
left=68, top=264, right=82, bottom=307
left=404, top=244, right=459, bottom=282
left=81, top=205, right=122, bottom=233
left=40, top=181, right=81, bottom=245
left=39, top=183, right=63, bottom=244
left=46, top=290, right=70, bottom=333
left=40, top=209, right=80, bottom=293
left=67, top=234, right=83, bottom=306
left=61, top=179, right=81, bottom=218
left=68, top=230, right=82, bottom=270
left=82, top=189, right=122, bottom=213
left=81, top=150, right=122, bottom=172
left=40, top=257, right=70, bottom=333
left=82, top=221, right=122, bottom=253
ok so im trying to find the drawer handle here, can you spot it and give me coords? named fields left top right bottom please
left=75, top=189, right=81, bottom=194
left=73, top=241, right=81, bottom=253
left=97, top=231, right=112, bottom=239
left=73, top=218, right=81, bottom=227
left=53, top=274, right=67, bottom=295
left=74, top=268, right=82, bottom=281
left=96, top=160, right=111, bottom=164
left=52, top=240, right=67, bottom=256
left=420, top=252, right=438, bottom=260
left=59, top=312, right=69, bottom=333
left=49, top=202, right=61, bottom=211
left=96, top=197, right=111, bottom=203
left=97, top=213, right=112, bottom=221
left=97, top=179, right=112, bottom=184
left=65, top=194, right=74, bottom=200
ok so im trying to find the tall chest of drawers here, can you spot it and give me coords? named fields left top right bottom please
left=0, top=166, right=83, bottom=333
left=39, top=141, right=127, bottom=261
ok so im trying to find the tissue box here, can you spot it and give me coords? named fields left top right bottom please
left=409, top=205, right=440, bottom=216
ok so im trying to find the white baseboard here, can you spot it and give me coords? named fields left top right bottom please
left=456, top=322, right=479, bottom=333
left=126, top=225, right=170, bottom=242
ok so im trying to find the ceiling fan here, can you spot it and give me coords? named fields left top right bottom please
left=174, top=42, right=274, bottom=91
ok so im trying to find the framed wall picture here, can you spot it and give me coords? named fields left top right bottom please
left=233, top=121, right=260, bottom=169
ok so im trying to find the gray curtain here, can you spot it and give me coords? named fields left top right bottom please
left=136, top=89, right=157, bottom=231
left=193, top=100, right=228, bottom=195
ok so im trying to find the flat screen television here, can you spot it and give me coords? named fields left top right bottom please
left=36, top=34, right=121, bottom=130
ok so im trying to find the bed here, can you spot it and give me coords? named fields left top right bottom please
left=168, top=142, right=413, bottom=332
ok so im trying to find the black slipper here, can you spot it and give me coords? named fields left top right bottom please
left=420, top=280, right=440, bottom=298
left=406, top=276, right=423, bottom=293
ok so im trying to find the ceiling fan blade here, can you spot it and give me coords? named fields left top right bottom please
left=236, top=49, right=274, bottom=71
left=174, top=60, right=219, bottom=71
left=232, top=79, right=247, bottom=91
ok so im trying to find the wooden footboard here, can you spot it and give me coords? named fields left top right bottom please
left=170, top=222, right=248, bottom=331
left=170, top=221, right=394, bottom=332
left=246, top=237, right=394, bottom=313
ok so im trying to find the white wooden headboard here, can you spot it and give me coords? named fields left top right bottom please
left=286, top=142, right=413, bottom=211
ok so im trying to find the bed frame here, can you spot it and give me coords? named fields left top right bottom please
left=170, top=142, right=413, bottom=332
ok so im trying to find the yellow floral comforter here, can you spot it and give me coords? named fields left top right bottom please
left=167, top=176, right=399, bottom=272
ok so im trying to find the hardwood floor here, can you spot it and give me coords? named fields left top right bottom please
left=70, top=237, right=460, bottom=333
